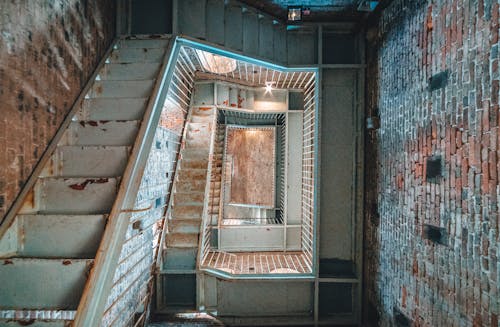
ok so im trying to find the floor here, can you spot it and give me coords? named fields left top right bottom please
left=202, top=251, right=311, bottom=274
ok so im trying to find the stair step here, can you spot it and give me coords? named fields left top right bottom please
left=177, top=168, right=207, bottom=181
left=42, top=146, right=129, bottom=177
left=173, top=192, right=204, bottom=205
left=0, top=258, right=93, bottom=309
left=89, top=80, right=155, bottom=98
left=118, top=38, right=170, bottom=48
left=190, top=115, right=213, bottom=123
left=175, top=179, right=205, bottom=193
left=181, top=149, right=210, bottom=160
left=2, top=214, right=106, bottom=258
left=191, top=106, right=215, bottom=116
left=67, top=120, right=140, bottom=146
left=22, top=177, right=118, bottom=215
left=99, top=63, right=160, bottom=81
left=169, top=219, right=201, bottom=234
left=171, top=205, right=203, bottom=219
left=181, top=158, right=208, bottom=170
left=185, top=136, right=210, bottom=148
left=162, top=247, right=197, bottom=271
left=166, top=233, right=199, bottom=248
left=109, top=47, right=165, bottom=63
left=0, top=317, right=74, bottom=326
left=78, top=98, right=148, bottom=121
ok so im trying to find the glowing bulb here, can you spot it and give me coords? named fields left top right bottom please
left=265, top=81, right=274, bottom=94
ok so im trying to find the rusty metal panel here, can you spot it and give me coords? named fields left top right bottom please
left=217, top=280, right=313, bottom=316
left=320, top=69, right=356, bottom=261
left=258, top=19, right=274, bottom=60
left=242, top=11, right=259, bottom=57
left=0, top=258, right=93, bottom=309
left=224, top=3, right=243, bottom=51
left=206, top=0, right=225, bottom=45
left=178, top=0, right=206, bottom=40
left=225, top=127, right=275, bottom=207
left=287, top=29, right=318, bottom=65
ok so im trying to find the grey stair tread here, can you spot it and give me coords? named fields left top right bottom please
left=109, top=47, right=165, bottom=63
left=89, top=80, right=155, bottom=98
left=68, top=120, right=140, bottom=146
left=0, top=258, right=93, bottom=309
left=42, top=146, right=129, bottom=178
left=117, top=38, right=170, bottom=48
left=78, top=98, right=148, bottom=121
left=169, top=219, right=201, bottom=234
left=166, top=233, right=199, bottom=248
left=11, top=214, right=106, bottom=258
left=162, top=247, right=198, bottom=271
left=25, top=177, right=118, bottom=215
left=99, top=63, right=160, bottom=80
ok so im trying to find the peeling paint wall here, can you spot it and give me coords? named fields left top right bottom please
left=0, top=0, right=116, bottom=220
left=365, top=0, right=500, bottom=325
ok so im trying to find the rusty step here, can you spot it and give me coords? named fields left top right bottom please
left=169, top=219, right=201, bottom=234
left=171, top=205, right=203, bottom=219
left=166, top=233, right=199, bottom=248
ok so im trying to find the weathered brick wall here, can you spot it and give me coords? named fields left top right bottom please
left=365, top=0, right=499, bottom=326
left=0, top=0, right=115, bottom=220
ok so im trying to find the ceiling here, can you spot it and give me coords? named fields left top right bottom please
left=239, top=0, right=364, bottom=22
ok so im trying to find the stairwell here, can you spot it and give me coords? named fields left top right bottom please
left=160, top=106, right=217, bottom=310
left=0, top=37, right=171, bottom=324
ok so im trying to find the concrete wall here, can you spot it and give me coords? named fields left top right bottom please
left=0, top=0, right=116, bottom=221
left=365, top=0, right=500, bottom=325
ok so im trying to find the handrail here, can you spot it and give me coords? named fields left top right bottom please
left=197, top=107, right=219, bottom=268
left=73, top=35, right=181, bottom=327
left=0, top=37, right=118, bottom=240
left=155, top=105, right=194, bottom=272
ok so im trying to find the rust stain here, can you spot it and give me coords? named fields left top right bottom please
left=143, top=48, right=148, bottom=52
left=95, top=85, right=103, bottom=94
left=62, top=259, right=72, bottom=265
left=24, top=189, right=35, bottom=209
left=3, top=259, right=13, bottom=265
left=69, top=178, right=109, bottom=190
left=99, top=120, right=110, bottom=124
left=87, top=120, right=98, bottom=127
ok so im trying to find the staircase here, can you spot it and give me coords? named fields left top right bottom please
left=0, top=37, right=171, bottom=325
left=160, top=106, right=216, bottom=310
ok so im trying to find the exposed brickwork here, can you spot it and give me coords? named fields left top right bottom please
left=365, top=0, right=500, bottom=326
left=0, top=0, right=115, bottom=220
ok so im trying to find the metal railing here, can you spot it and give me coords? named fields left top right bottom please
left=197, top=107, right=219, bottom=267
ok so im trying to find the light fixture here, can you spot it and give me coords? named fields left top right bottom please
left=265, top=81, right=275, bottom=94
left=287, top=6, right=302, bottom=23
left=196, top=49, right=237, bottom=74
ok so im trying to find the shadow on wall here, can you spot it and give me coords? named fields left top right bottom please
left=0, top=0, right=116, bottom=222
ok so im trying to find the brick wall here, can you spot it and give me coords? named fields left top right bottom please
left=365, top=0, right=499, bottom=326
left=0, top=0, right=115, bottom=220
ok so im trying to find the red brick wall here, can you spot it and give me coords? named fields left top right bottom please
left=0, top=1, right=115, bottom=220
left=365, top=0, right=499, bottom=325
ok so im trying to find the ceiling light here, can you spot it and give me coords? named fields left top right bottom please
left=287, top=6, right=302, bottom=23
left=265, top=81, right=274, bottom=94
left=196, top=49, right=237, bottom=74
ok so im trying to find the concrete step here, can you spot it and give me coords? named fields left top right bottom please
left=118, top=38, right=170, bottom=49
left=191, top=106, right=215, bottom=116
left=99, top=63, right=160, bottom=81
left=186, top=123, right=211, bottom=138
left=175, top=179, right=205, bottom=193
left=21, top=177, right=118, bottom=215
left=41, top=146, right=129, bottom=178
left=0, top=258, right=93, bottom=309
left=171, top=205, right=203, bottom=219
left=109, top=47, right=165, bottom=63
left=181, top=158, right=208, bottom=170
left=181, top=148, right=210, bottom=160
left=89, top=80, right=155, bottom=98
left=177, top=168, right=207, bottom=181
left=162, top=247, right=197, bottom=271
left=1, top=214, right=106, bottom=258
left=166, top=233, right=199, bottom=248
left=67, top=120, right=140, bottom=146
left=190, top=114, right=213, bottom=123
left=185, top=135, right=210, bottom=148
left=169, top=219, right=201, bottom=234
left=77, top=97, right=148, bottom=121
left=173, top=192, right=204, bottom=206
